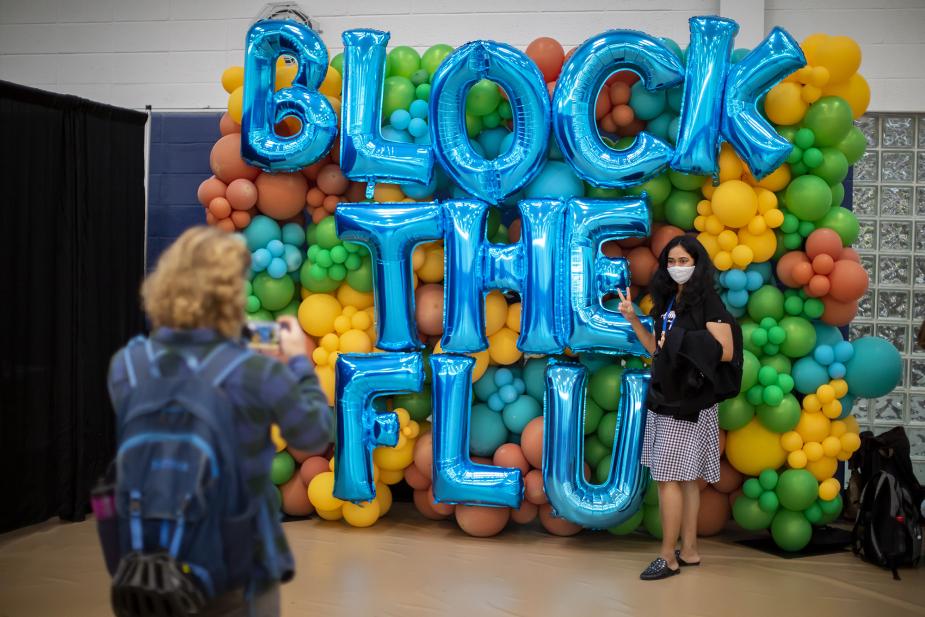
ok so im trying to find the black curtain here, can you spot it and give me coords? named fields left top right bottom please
left=0, top=81, right=147, bottom=532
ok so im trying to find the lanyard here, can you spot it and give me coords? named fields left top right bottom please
left=662, top=298, right=676, bottom=338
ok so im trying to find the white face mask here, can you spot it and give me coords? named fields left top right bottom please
left=668, top=265, right=695, bottom=284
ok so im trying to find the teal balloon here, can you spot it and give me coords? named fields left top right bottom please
left=477, top=127, right=510, bottom=160
left=607, top=507, right=644, bottom=535
left=793, top=357, right=830, bottom=394
left=777, top=469, right=819, bottom=511
left=470, top=404, right=508, bottom=457
left=523, top=358, right=547, bottom=401
left=646, top=111, right=675, bottom=142
left=667, top=86, right=684, bottom=114
left=473, top=367, right=499, bottom=401
left=523, top=161, right=585, bottom=200
left=845, top=336, right=903, bottom=398
left=733, top=496, right=776, bottom=530
left=719, top=394, right=755, bottom=431
left=629, top=81, right=666, bottom=121
left=243, top=215, right=281, bottom=252
left=771, top=509, right=813, bottom=551
left=502, top=395, right=542, bottom=434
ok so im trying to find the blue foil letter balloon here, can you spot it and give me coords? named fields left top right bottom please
left=241, top=20, right=338, bottom=171
left=430, top=354, right=523, bottom=508
left=336, top=203, right=443, bottom=351
left=552, top=31, right=684, bottom=188
left=722, top=27, right=805, bottom=179
left=565, top=197, right=653, bottom=356
left=340, top=29, right=434, bottom=190
left=430, top=41, right=550, bottom=204
left=670, top=17, right=739, bottom=176
left=333, top=353, right=423, bottom=502
left=543, top=363, right=650, bottom=528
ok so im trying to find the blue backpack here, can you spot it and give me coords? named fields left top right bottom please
left=109, top=337, right=255, bottom=617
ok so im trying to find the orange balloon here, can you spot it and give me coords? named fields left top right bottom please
left=792, top=261, right=814, bottom=286
left=520, top=417, right=544, bottom=469
left=828, top=259, right=869, bottom=302
left=508, top=218, right=522, bottom=243
left=219, top=112, right=240, bottom=136
left=255, top=171, right=309, bottom=220
left=306, top=187, right=325, bottom=209
left=455, top=504, right=510, bottom=537
left=609, top=82, right=631, bottom=106
left=595, top=88, right=612, bottom=120
left=776, top=251, right=811, bottom=287
left=299, top=456, right=330, bottom=486
left=216, top=218, right=235, bottom=233
left=413, top=489, right=452, bottom=520
left=821, top=296, right=858, bottom=326
left=627, top=246, right=658, bottom=286
left=209, top=133, right=259, bottom=183
left=812, top=253, right=835, bottom=276
left=697, top=486, right=730, bottom=536
left=413, top=431, right=433, bottom=480
left=316, top=163, right=349, bottom=196
left=539, top=504, right=582, bottom=536
left=599, top=114, right=617, bottom=134
left=414, top=283, right=444, bottom=336
left=493, top=443, right=530, bottom=476
left=611, top=104, right=634, bottom=127
left=230, top=210, right=252, bottom=229
left=208, top=197, right=232, bottom=220
left=428, top=487, right=455, bottom=517
left=301, top=158, right=329, bottom=182
left=601, top=241, right=623, bottom=258
left=511, top=500, right=538, bottom=525
left=310, top=208, right=326, bottom=223
left=711, top=458, right=744, bottom=494
left=524, top=469, right=547, bottom=505
left=280, top=475, right=313, bottom=516
left=806, top=228, right=843, bottom=260
left=226, top=178, right=258, bottom=211
left=618, top=118, right=645, bottom=137
left=526, top=37, right=565, bottom=82
left=840, top=247, right=861, bottom=263
left=322, top=195, right=340, bottom=214
left=610, top=70, right=639, bottom=86
left=197, top=176, right=227, bottom=207
left=403, top=463, right=431, bottom=490
left=807, top=274, right=831, bottom=298
left=650, top=225, right=685, bottom=259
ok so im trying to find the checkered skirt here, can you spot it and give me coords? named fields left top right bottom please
left=640, top=405, right=721, bottom=483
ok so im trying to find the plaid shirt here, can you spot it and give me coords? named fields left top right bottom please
left=107, top=327, right=333, bottom=586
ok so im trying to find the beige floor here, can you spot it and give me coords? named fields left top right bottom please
left=1, top=504, right=924, bottom=617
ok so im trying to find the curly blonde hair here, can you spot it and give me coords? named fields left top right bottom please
left=142, top=226, right=251, bottom=339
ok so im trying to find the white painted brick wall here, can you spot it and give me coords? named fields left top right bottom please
left=0, top=0, right=923, bottom=111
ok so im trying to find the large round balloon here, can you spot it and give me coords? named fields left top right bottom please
left=771, top=508, right=813, bottom=551
left=725, top=419, right=787, bottom=476
left=845, top=336, right=902, bottom=398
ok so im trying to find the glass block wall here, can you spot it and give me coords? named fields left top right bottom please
left=851, top=113, right=925, bottom=482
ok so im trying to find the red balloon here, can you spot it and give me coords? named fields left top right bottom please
left=226, top=178, right=258, bottom=211
left=197, top=176, right=227, bottom=207
left=840, top=247, right=861, bottom=263
left=617, top=118, right=646, bottom=137
left=493, top=443, right=530, bottom=476
left=316, top=163, right=349, bottom=196
left=697, top=487, right=730, bottom=536
left=526, top=37, right=565, bottom=82
left=599, top=114, right=618, bottom=134
left=414, top=283, right=445, bottom=336
left=322, top=195, right=340, bottom=214
left=255, top=171, right=309, bottom=220
left=301, top=157, right=329, bottom=182
left=456, top=504, right=510, bottom=537
left=216, top=218, right=235, bottom=233
left=306, top=187, right=325, bottom=209
left=627, top=246, right=658, bottom=286
left=539, top=504, right=582, bottom=536
left=230, top=210, right=252, bottom=229
left=711, top=458, right=744, bottom=494
left=806, top=228, right=843, bottom=260
left=524, top=469, right=547, bottom=505
left=209, top=133, right=259, bottom=183
left=828, top=259, right=869, bottom=302
left=610, top=70, right=640, bottom=86
left=428, top=487, right=455, bottom=517
left=520, top=418, right=544, bottom=469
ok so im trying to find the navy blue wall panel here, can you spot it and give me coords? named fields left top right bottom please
left=147, top=112, right=222, bottom=269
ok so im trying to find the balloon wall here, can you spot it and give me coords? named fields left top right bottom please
left=197, top=24, right=900, bottom=550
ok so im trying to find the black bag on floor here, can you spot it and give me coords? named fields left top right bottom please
left=849, top=427, right=924, bottom=579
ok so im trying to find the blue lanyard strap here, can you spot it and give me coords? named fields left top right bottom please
left=662, top=298, right=676, bottom=337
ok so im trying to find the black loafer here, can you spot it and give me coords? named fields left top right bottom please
left=675, top=550, right=701, bottom=567
left=640, top=557, right=681, bottom=581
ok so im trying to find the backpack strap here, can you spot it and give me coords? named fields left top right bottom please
left=195, top=342, right=253, bottom=388
left=123, top=336, right=199, bottom=387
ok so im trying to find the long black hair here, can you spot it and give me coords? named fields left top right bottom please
left=648, top=235, right=716, bottom=317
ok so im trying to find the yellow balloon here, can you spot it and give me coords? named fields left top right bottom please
left=829, top=420, right=847, bottom=438
left=755, top=188, right=778, bottom=214
left=299, top=293, right=342, bottom=337
left=763, top=208, right=784, bottom=229
left=843, top=416, right=860, bottom=434
left=823, top=73, right=870, bottom=120
left=800, top=84, right=822, bottom=104
left=417, top=245, right=445, bottom=283
left=506, top=302, right=522, bottom=332
left=815, top=36, right=861, bottom=84
left=315, top=507, right=343, bottom=521
left=271, top=424, right=287, bottom=453
left=221, top=66, right=245, bottom=94
left=300, top=287, right=311, bottom=300
left=373, top=438, right=415, bottom=471
left=725, top=419, right=787, bottom=476
left=840, top=432, right=861, bottom=454
left=803, top=394, right=821, bottom=413
left=737, top=228, right=777, bottom=264
left=712, top=180, right=757, bottom=228
left=718, top=144, right=744, bottom=183
left=488, top=327, right=523, bottom=365
left=822, top=401, right=842, bottom=419
left=822, top=435, right=842, bottom=458
left=818, top=478, right=840, bottom=501
left=747, top=216, right=767, bottom=236
left=797, top=410, right=830, bottom=444
left=324, top=95, right=341, bottom=122
left=697, top=199, right=713, bottom=216
left=378, top=469, right=404, bottom=486
left=228, top=87, right=244, bottom=124
left=801, top=33, right=829, bottom=65
left=731, top=244, right=754, bottom=269
left=412, top=245, right=427, bottom=271
left=717, top=229, right=738, bottom=252
left=375, top=482, right=393, bottom=515
left=339, top=329, right=373, bottom=353
left=804, top=441, right=824, bottom=462
left=318, top=65, right=342, bottom=97
left=350, top=311, right=372, bottom=331
left=764, top=82, right=808, bottom=126
left=806, top=456, right=838, bottom=482
left=337, top=284, right=374, bottom=310
left=316, top=365, right=335, bottom=405
left=639, top=294, right=655, bottom=316
left=701, top=179, right=716, bottom=200
left=831, top=379, right=849, bottom=399
left=787, top=450, right=808, bottom=469
left=471, top=348, right=490, bottom=382
left=780, top=431, right=803, bottom=452
left=373, top=183, right=405, bottom=203
left=713, top=251, right=733, bottom=272
left=811, top=66, right=830, bottom=88
left=817, top=384, right=835, bottom=404
left=485, top=290, right=509, bottom=336
left=275, top=56, right=297, bottom=90
left=756, top=164, right=791, bottom=192
left=697, top=232, right=719, bottom=259
left=307, top=472, right=343, bottom=511
left=343, top=500, right=381, bottom=527
left=705, top=215, right=726, bottom=236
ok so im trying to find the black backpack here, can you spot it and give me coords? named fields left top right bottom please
left=849, top=427, right=924, bottom=579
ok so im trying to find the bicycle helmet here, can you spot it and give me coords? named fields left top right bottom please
left=111, top=552, right=207, bottom=617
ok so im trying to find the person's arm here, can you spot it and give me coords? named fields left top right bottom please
left=616, top=288, right=658, bottom=356
left=705, top=321, right=734, bottom=362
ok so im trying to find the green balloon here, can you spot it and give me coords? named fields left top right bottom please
left=465, top=112, right=482, bottom=138
left=466, top=79, right=501, bottom=116
left=830, top=182, right=845, bottom=208
left=741, top=350, right=760, bottom=391
left=595, top=454, right=614, bottom=484
left=346, top=255, right=373, bottom=292
left=818, top=206, right=858, bottom=246
left=811, top=148, right=849, bottom=185
left=608, top=508, right=644, bottom=535
left=665, top=189, right=700, bottom=230
left=819, top=494, right=843, bottom=525
left=253, top=272, right=295, bottom=311
left=758, top=491, right=780, bottom=514
left=330, top=53, right=344, bottom=76
left=804, top=96, right=854, bottom=147
left=482, top=111, right=501, bottom=129
left=415, top=83, right=431, bottom=101
left=668, top=170, right=705, bottom=191
left=733, top=496, right=776, bottom=530
left=771, top=509, right=813, bottom=551
left=743, top=479, right=763, bottom=499
left=394, top=390, right=432, bottom=423
left=382, top=76, right=415, bottom=119
left=584, top=398, right=604, bottom=435
left=246, top=295, right=261, bottom=313
left=804, top=502, right=823, bottom=525
left=643, top=504, right=663, bottom=539
left=421, top=44, right=454, bottom=77
left=785, top=175, right=832, bottom=222
left=498, top=100, right=512, bottom=120
left=247, top=307, right=274, bottom=322
left=747, top=285, right=785, bottom=322
left=314, top=216, right=340, bottom=249
left=719, top=394, right=755, bottom=431
left=625, top=173, right=672, bottom=206
left=589, top=364, right=623, bottom=411
left=777, top=469, right=819, bottom=511
left=802, top=147, right=823, bottom=168
left=759, top=469, right=780, bottom=490
left=388, top=46, right=421, bottom=79
left=300, top=265, right=339, bottom=293
left=644, top=478, right=659, bottom=506
left=778, top=316, right=816, bottom=358
left=597, top=411, right=619, bottom=449
left=273, top=298, right=299, bottom=319
left=834, top=126, right=866, bottom=165
left=270, top=451, right=295, bottom=485
left=409, top=69, right=429, bottom=87
left=762, top=385, right=784, bottom=407
left=761, top=354, right=792, bottom=376
left=584, top=434, right=609, bottom=468
left=794, top=127, right=815, bottom=150
left=586, top=185, right=623, bottom=199
left=757, top=394, right=801, bottom=433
